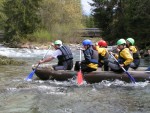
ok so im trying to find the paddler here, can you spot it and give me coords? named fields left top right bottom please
left=74, top=39, right=98, bottom=72
left=108, top=39, right=133, bottom=72
left=38, top=40, right=73, bottom=70
left=126, top=37, right=141, bottom=69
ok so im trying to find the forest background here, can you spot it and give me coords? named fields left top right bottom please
left=0, top=0, right=149, bottom=49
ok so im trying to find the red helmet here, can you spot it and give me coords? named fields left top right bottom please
left=98, top=40, right=107, bottom=47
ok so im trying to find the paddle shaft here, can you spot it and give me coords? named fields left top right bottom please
left=25, top=46, right=51, bottom=80
left=35, top=46, right=52, bottom=68
left=77, top=49, right=83, bottom=85
left=110, top=53, right=136, bottom=83
left=80, top=49, right=82, bottom=63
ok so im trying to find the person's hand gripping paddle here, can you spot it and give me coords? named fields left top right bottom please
left=25, top=46, right=51, bottom=81
left=109, top=52, right=136, bottom=83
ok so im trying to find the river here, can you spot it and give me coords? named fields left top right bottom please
left=0, top=45, right=150, bottom=113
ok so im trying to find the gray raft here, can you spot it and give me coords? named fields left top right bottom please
left=33, top=66, right=150, bottom=83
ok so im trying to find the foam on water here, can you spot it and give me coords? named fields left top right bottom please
left=0, top=47, right=53, bottom=58
left=93, top=79, right=150, bottom=89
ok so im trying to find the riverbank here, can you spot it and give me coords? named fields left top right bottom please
left=1, top=37, right=101, bottom=49
left=0, top=55, right=26, bottom=65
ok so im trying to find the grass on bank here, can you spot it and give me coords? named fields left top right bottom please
left=1, top=28, right=103, bottom=48
left=20, top=29, right=102, bottom=45
left=0, top=55, right=26, bottom=65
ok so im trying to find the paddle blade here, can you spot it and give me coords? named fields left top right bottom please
left=25, top=70, right=36, bottom=81
left=77, top=70, right=83, bottom=85
left=125, top=71, right=136, bottom=83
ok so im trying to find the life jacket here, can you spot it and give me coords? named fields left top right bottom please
left=57, top=45, right=73, bottom=65
left=83, top=47, right=98, bottom=69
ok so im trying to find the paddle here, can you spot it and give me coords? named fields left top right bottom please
left=25, top=46, right=51, bottom=81
left=109, top=52, right=136, bottom=83
left=77, top=49, right=83, bottom=85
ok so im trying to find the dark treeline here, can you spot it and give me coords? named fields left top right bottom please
left=91, top=0, right=150, bottom=49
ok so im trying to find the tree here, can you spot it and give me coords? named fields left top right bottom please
left=125, top=0, right=150, bottom=48
left=39, top=0, right=83, bottom=40
left=91, top=0, right=116, bottom=40
left=91, top=0, right=150, bottom=47
left=82, top=15, right=95, bottom=28
left=2, top=0, right=42, bottom=42
left=0, top=0, right=5, bottom=30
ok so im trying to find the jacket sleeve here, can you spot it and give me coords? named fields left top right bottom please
left=120, top=48, right=133, bottom=66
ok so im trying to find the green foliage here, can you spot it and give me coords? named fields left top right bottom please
left=125, top=0, right=150, bottom=46
left=2, top=0, right=42, bottom=42
left=91, top=0, right=150, bottom=47
left=0, top=0, right=84, bottom=44
left=32, top=29, right=52, bottom=42
left=91, top=0, right=116, bottom=40
left=39, top=0, right=83, bottom=42
left=82, top=15, right=95, bottom=28
left=0, top=55, right=26, bottom=65
left=0, top=0, right=6, bottom=30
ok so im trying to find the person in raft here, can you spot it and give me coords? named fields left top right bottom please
left=95, top=40, right=109, bottom=71
left=108, top=39, right=133, bottom=73
left=126, top=37, right=141, bottom=70
left=38, top=40, right=73, bottom=70
left=74, top=39, right=99, bottom=72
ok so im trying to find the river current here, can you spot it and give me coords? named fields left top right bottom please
left=0, top=45, right=150, bottom=113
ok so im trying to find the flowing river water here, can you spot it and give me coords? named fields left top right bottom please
left=0, top=45, right=150, bottom=113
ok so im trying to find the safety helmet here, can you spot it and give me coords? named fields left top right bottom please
left=98, top=40, right=108, bottom=47
left=117, top=39, right=126, bottom=45
left=54, top=40, right=62, bottom=45
left=88, top=39, right=93, bottom=45
left=82, top=39, right=92, bottom=46
left=126, top=38, right=135, bottom=45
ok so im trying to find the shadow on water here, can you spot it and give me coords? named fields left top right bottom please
left=0, top=47, right=150, bottom=113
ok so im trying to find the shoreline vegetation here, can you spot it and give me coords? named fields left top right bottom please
left=0, top=55, right=26, bottom=65
left=1, top=36, right=102, bottom=49
left=0, top=0, right=149, bottom=53
left=0, top=0, right=149, bottom=66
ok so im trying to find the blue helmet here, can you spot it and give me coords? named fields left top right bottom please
left=82, top=39, right=92, bottom=46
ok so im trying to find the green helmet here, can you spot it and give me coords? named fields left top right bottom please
left=117, top=39, right=126, bottom=45
left=54, top=40, right=62, bottom=45
left=127, top=38, right=134, bottom=45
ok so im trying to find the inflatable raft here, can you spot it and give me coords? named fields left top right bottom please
left=33, top=66, right=150, bottom=83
